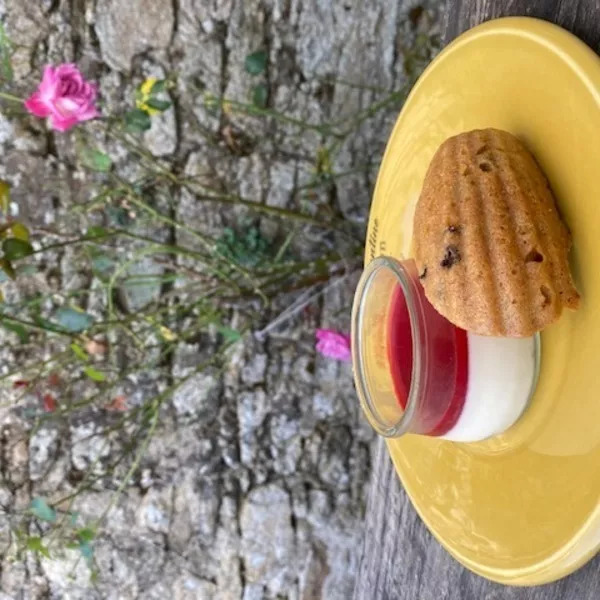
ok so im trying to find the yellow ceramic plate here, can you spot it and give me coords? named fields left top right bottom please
left=367, top=17, right=600, bottom=585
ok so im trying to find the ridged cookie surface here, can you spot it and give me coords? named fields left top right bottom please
left=413, top=128, right=580, bottom=337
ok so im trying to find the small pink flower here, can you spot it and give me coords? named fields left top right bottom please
left=24, top=64, right=99, bottom=132
left=315, top=328, right=351, bottom=362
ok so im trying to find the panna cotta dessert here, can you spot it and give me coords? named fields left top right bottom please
left=351, top=257, right=539, bottom=442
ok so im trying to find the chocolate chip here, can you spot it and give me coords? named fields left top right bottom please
left=525, top=249, right=544, bottom=263
left=419, top=267, right=428, bottom=279
left=440, top=245, right=461, bottom=269
left=447, top=225, right=461, bottom=234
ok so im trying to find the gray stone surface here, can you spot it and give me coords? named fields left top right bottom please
left=241, top=484, right=296, bottom=596
left=172, top=371, right=221, bottom=418
left=0, top=0, right=441, bottom=598
left=95, top=0, right=175, bottom=72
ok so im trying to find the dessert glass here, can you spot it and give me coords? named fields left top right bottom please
left=351, top=256, right=540, bottom=442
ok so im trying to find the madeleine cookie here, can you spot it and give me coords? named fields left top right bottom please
left=413, top=128, right=580, bottom=337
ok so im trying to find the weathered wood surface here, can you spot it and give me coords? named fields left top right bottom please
left=443, top=0, right=600, bottom=48
left=354, top=2, right=600, bottom=598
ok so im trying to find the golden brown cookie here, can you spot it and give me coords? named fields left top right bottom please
left=413, top=128, right=580, bottom=337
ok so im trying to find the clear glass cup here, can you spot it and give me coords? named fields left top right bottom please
left=351, top=256, right=540, bottom=442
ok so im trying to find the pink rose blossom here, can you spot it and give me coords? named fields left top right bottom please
left=24, top=64, right=99, bottom=132
left=315, top=328, right=351, bottom=362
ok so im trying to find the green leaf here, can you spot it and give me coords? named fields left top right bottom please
left=144, top=98, right=171, bottom=112
left=79, top=540, right=94, bottom=565
left=80, top=148, right=112, bottom=172
left=124, top=108, right=152, bottom=133
left=91, top=254, right=114, bottom=274
left=244, top=50, right=267, bottom=75
left=0, top=180, right=9, bottom=215
left=150, top=79, right=167, bottom=94
left=106, top=205, right=133, bottom=227
left=83, top=366, right=105, bottom=382
left=34, top=315, right=64, bottom=334
left=85, top=226, right=108, bottom=239
left=30, top=497, right=56, bottom=523
left=10, top=222, right=29, bottom=241
left=216, top=325, right=242, bottom=343
left=0, top=321, right=29, bottom=343
left=54, top=307, right=94, bottom=333
left=26, top=536, right=50, bottom=559
left=215, top=225, right=272, bottom=267
left=2, top=238, right=33, bottom=261
left=0, top=258, right=15, bottom=280
left=251, top=83, right=268, bottom=108
left=70, top=342, right=89, bottom=362
left=77, top=527, right=96, bottom=543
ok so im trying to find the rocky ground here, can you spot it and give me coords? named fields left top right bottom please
left=0, top=1, right=440, bottom=598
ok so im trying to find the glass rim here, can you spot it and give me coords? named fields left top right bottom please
left=351, top=256, right=423, bottom=437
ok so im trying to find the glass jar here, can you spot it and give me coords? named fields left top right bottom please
left=351, top=256, right=540, bottom=442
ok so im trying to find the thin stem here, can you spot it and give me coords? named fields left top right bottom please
left=91, top=354, right=222, bottom=528
left=109, top=175, right=268, bottom=301
left=223, top=98, right=333, bottom=135
left=0, top=91, right=23, bottom=103
left=104, top=128, right=349, bottom=232
left=0, top=312, right=73, bottom=337
left=180, top=185, right=351, bottom=232
left=31, top=230, right=120, bottom=256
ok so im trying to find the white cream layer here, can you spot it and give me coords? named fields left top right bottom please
left=440, top=334, right=539, bottom=442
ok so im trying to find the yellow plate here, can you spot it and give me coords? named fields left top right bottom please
left=367, top=17, right=600, bottom=585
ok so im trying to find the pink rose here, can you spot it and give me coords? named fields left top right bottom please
left=315, top=328, right=351, bottom=362
left=24, top=64, right=99, bottom=132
